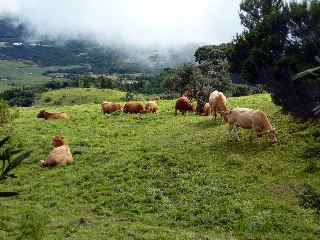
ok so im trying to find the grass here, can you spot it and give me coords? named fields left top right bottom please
left=1, top=93, right=320, bottom=239
left=0, top=60, right=80, bottom=91
left=36, top=88, right=127, bottom=106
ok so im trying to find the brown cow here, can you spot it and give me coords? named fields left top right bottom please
left=208, top=90, right=227, bottom=120
left=40, top=135, right=74, bottom=167
left=37, top=110, right=69, bottom=120
left=144, top=101, right=159, bottom=113
left=101, top=101, right=123, bottom=114
left=175, top=96, right=195, bottom=115
left=201, top=103, right=210, bottom=116
left=223, top=107, right=277, bottom=143
left=123, top=102, right=144, bottom=114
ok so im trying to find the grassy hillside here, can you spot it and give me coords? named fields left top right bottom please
left=36, top=88, right=127, bottom=106
left=1, top=94, right=320, bottom=239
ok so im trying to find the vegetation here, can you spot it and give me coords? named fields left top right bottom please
left=0, top=136, right=31, bottom=181
left=228, top=0, right=320, bottom=118
left=0, top=94, right=319, bottom=239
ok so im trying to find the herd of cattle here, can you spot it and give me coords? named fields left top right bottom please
left=37, top=90, right=277, bottom=167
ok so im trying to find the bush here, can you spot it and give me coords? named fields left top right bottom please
left=0, top=87, right=38, bottom=107
left=271, top=65, right=320, bottom=118
left=0, top=100, right=18, bottom=125
left=123, top=92, right=135, bottom=102
left=230, top=84, right=262, bottom=97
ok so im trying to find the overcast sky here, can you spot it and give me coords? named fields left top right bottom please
left=0, top=0, right=243, bottom=47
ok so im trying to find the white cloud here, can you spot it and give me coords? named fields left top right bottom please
left=0, top=0, right=242, bottom=47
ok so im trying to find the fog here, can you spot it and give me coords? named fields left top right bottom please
left=0, top=0, right=242, bottom=47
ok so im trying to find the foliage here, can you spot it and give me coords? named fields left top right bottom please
left=0, top=87, right=38, bottom=107
left=229, top=0, right=320, bottom=118
left=0, top=100, right=15, bottom=125
left=298, top=184, right=320, bottom=214
left=0, top=136, right=31, bottom=181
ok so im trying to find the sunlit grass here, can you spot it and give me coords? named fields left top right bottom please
left=1, top=93, right=319, bottom=239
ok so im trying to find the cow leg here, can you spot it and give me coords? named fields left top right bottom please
left=208, top=104, right=213, bottom=120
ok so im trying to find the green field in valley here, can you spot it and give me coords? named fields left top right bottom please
left=0, top=60, right=81, bottom=91
left=1, top=92, right=320, bottom=239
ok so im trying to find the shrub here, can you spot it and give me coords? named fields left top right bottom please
left=0, top=136, right=31, bottom=181
left=0, top=100, right=18, bottom=125
left=271, top=65, right=320, bottom=118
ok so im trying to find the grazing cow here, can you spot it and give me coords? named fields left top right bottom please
left=40, top=135, right=73, bottom=167
left=37, top=110, right=69, bottom=120
left=144, top=101, right=159, bottom=113
left=201, top=103, right=210, bottom=116
left=175, top=96, right=195, bottom=115
left=208, top=90, right=227, bottom=120
left=123, top=102, right=144, bottom=114
left=101, top=101, right=123, bottom=114
left=223, top=107, right=277, bottom=143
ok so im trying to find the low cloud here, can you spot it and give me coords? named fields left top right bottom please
left=0, top=0, right=242, bottom=47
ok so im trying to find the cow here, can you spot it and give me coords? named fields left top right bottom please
left=201, top=103, right=210, bottom=116
left=223, top=107, right=277, bottom=143
left=144, top=101, right=159, bottom=113
left=40, top=135, right=74, bottom=167
left=37, top=110, right=69, bottom=120
left=175, top=96, right=195, bottom=115
left=101, top=101, right=123, bottom=114
left=208, top=90, right=227, bottom=120
left=123, top=102, right=145, bottom=114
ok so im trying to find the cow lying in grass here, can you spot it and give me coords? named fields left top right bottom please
left=101, top=101, right=123, bottom=114
left=37, top=110, right=69, bottom=120
left=223, top=108, right=277, bottom=143
left=144, top=101, right=159, bottom=113
left=123, top=102, right=145, bottom=114
left=208, top=90, right=227, bottom=120
left=40, top=135, right=73, bottom=167
left=175, top=96, right=195, bottom=115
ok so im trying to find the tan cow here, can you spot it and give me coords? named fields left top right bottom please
left=40, top=135, right=74, bottom=167
left=208, top=90, right=227, bottom=120
left=223, top=107, right=277, bottom=143
left=101, top=101, right=123, bottom=114
left=201, top=103, right=210, bottom=116
left=37, top=110, right=69, bottom=120
left=144, top=101, right=159, bottom=113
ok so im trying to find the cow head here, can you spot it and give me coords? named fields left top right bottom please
left=221, top=109, right=232, bottom=122
left=52, top=135, right=65, bottom=147
left=37, top=110, right=46, bottom=118
left=268, top=128, right=277, bottom=144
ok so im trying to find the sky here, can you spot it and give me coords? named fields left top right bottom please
left=0, top=0, right=243, bottom=47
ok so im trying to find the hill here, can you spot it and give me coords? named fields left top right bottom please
left=1, top=93, right=320, bottom=239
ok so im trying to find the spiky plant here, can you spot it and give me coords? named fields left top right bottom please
left=0, top=136, right=31, bottom=181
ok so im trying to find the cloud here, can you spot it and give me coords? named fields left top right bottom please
left=0, top=0, right=242, bottom=47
